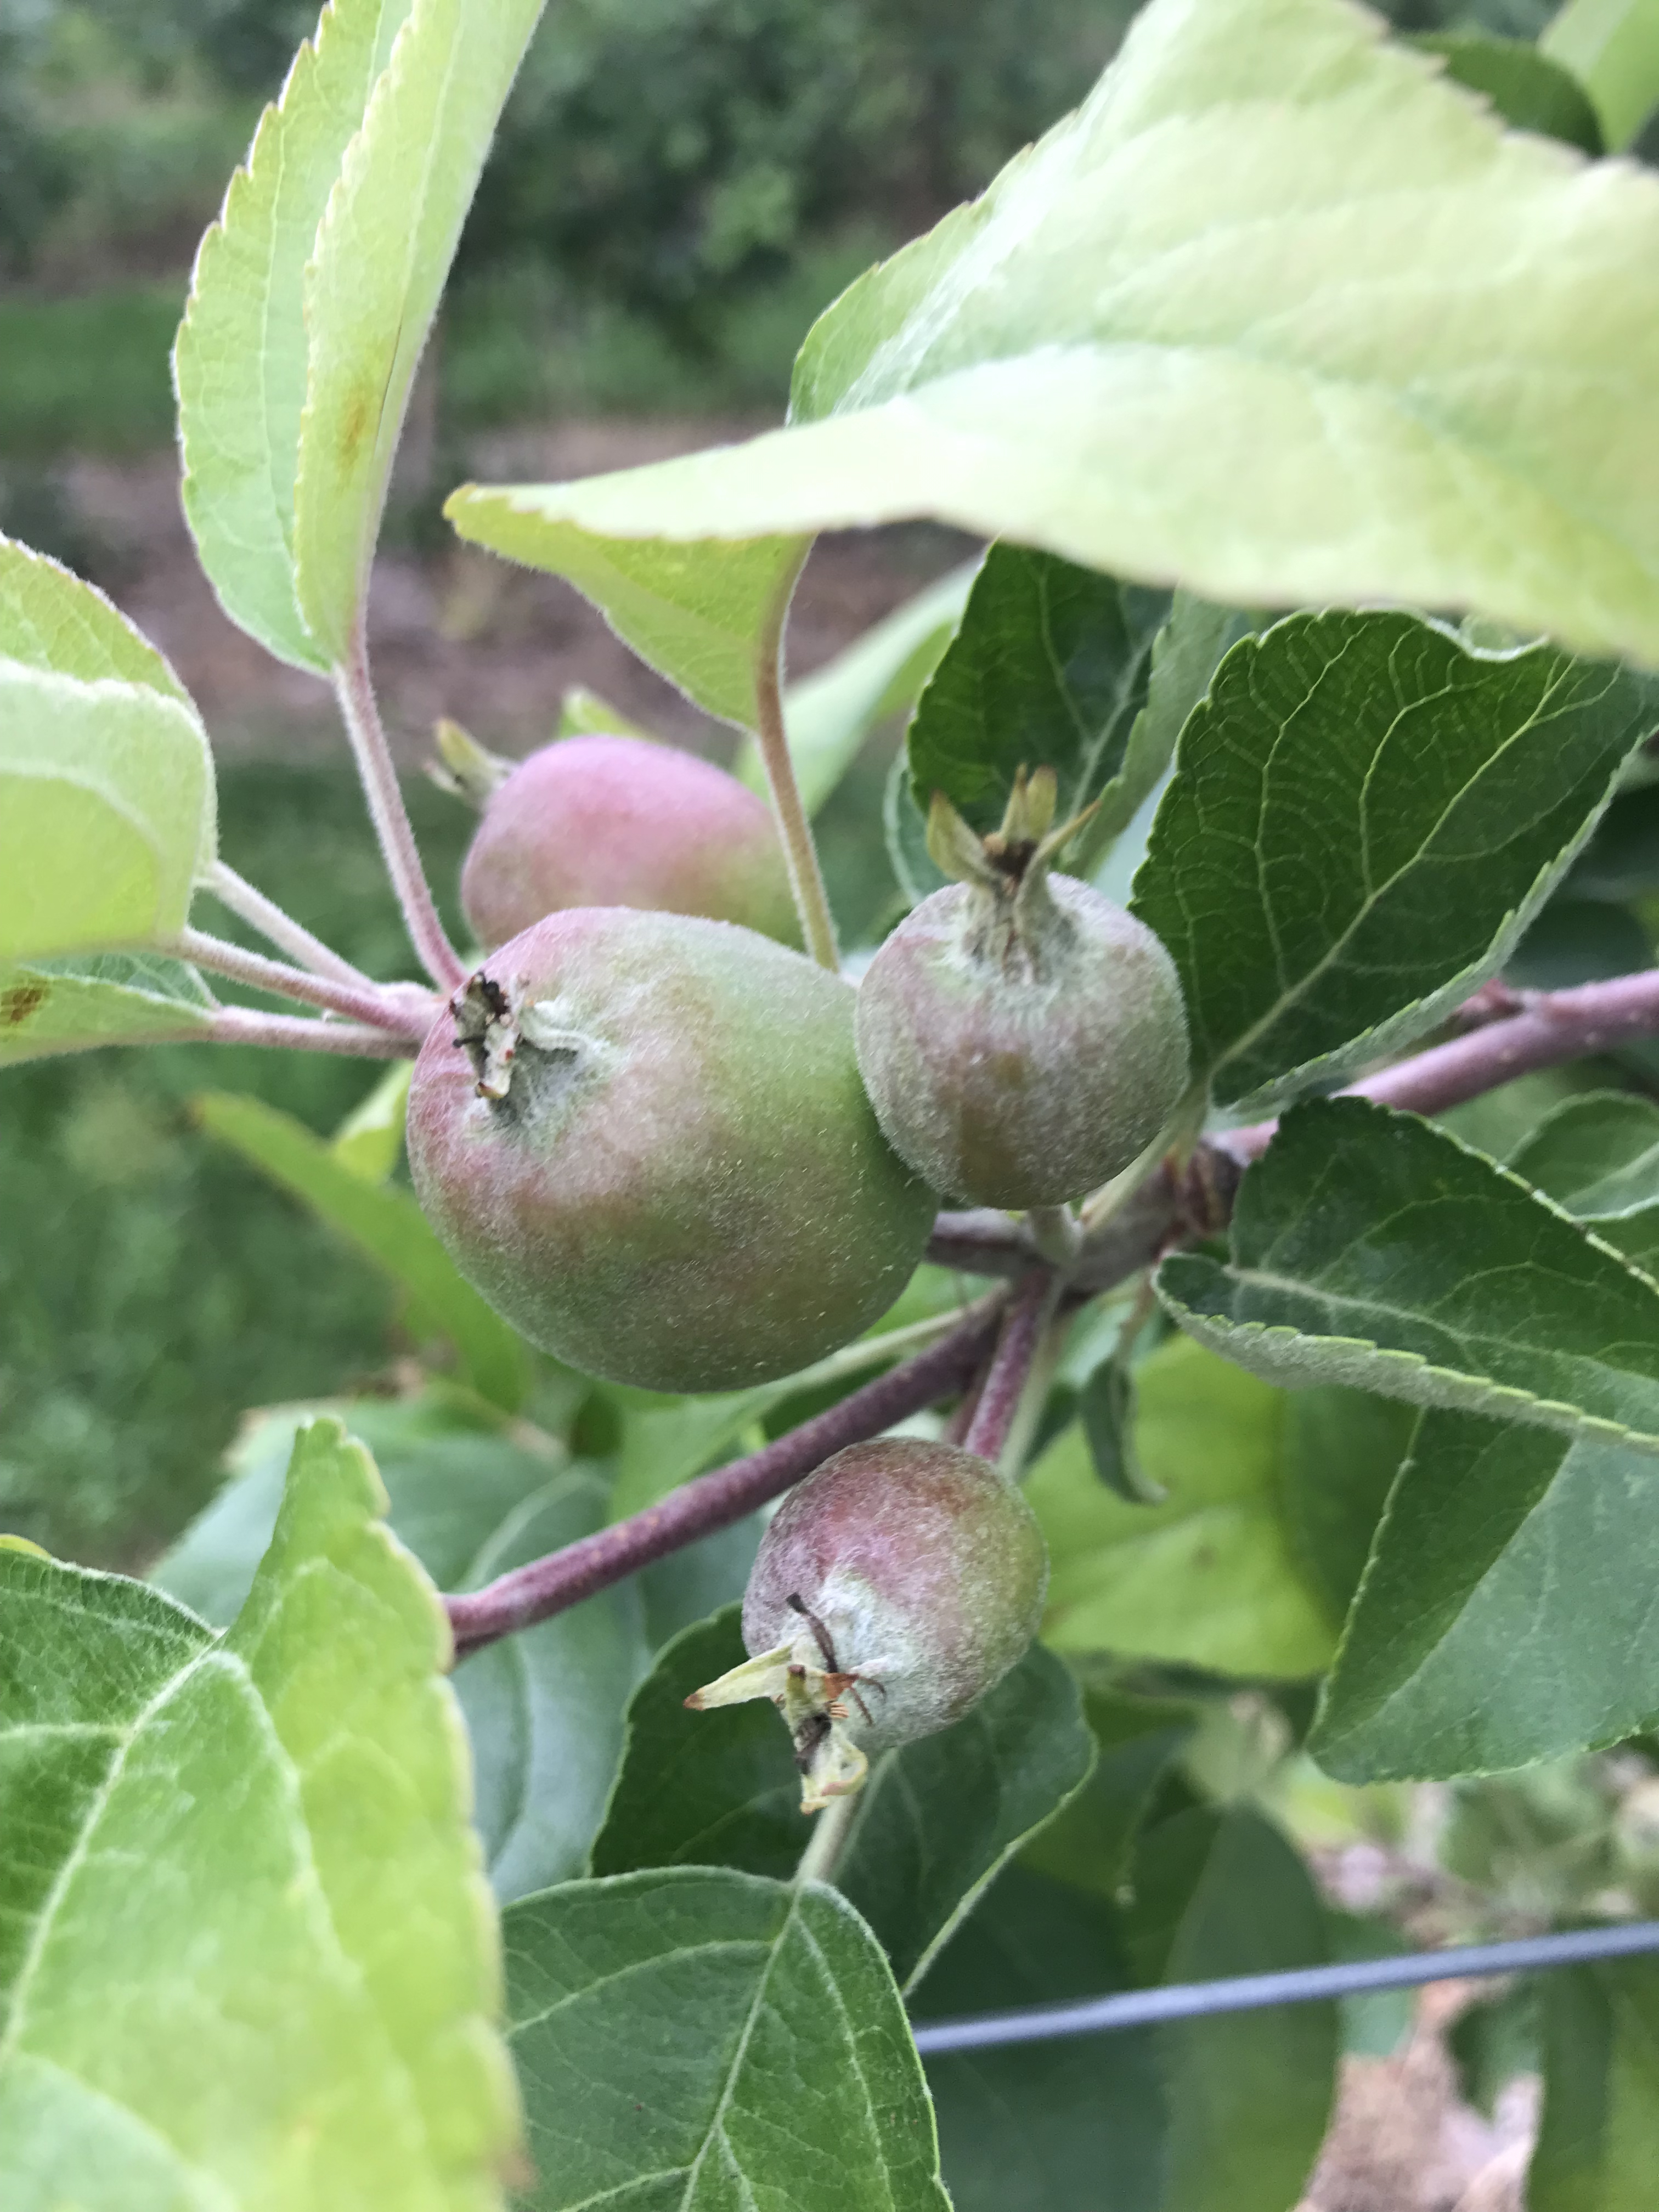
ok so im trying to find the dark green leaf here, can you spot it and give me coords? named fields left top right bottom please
left=1080, top=1357, right=1163, bottom=1503
left=195, top=1089, right=533, bottom=1410
left=1509, top=1091, right=1659, bottom=1267
left=1568, top=784, right=1659, bottom=902
left=1280, top=1387, right=1415, bottom=1629
left=1020, top=1688, right=1197, bottom=1896
left=1131, top=613, right=1654, bottom=1109
left=154, top=1395, right=657, bottom=1899
left=503, top=1866, right=950, bottom=2212
left=905, top=544, right=1169, bottom=836
left=592, top=1605, right=1095, bottom=1992
left=1312, top=1408, right=1659, bottom=1779
left=1508, top=898, right=1652, bottom=989
left=1159, top=1098, right=1659, bottom=1454
left=1531, top=1955, right=1659, bottom=2210
left=885, top=744, right=950, bottom=909
left=1415, top=32, right=1603, bottom=154
left=1449, top=1978, right=1542, bottom=2119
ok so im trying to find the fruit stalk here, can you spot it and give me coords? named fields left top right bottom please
left=963, top=1267, right=1062, bottom=1466
left=335, top=627, right=467, bottom=992
left=752, top=563, right=840, bottom=971
left=174, top=927, right=437, bottom=1037
left=207, top=1007, right=416, bottom=1057
left=444, top=1295, right=1005, bottom=1655
left=205, top=861, right=385, bottom=992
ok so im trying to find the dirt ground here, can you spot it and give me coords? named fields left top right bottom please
left=54, top=420, right=1542, bottom=2210
left=64, top=416, right=974, bottom=766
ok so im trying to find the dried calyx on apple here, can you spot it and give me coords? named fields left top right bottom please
left=855, top=768, right=1190, bottom=1209
left=687, top=1437, right=1049, bottom=1812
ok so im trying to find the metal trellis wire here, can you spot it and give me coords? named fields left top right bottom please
left=910, top=1920, right=1659, bottom=2056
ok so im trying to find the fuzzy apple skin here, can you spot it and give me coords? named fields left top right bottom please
left=407, top=909, right=935, bottom=1392
left=741, top=1438, right=1048, bottom=1757
left=854, top=874, right=1189, bottom=1208
left=460, top=733, right=799, bottom=949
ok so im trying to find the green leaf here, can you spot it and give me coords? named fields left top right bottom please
left=1019, top=1688, right=1197, bottom=1896
left=0, top=1417, right=517, bottom=2207
left=1027, top=1333, right=1339, bottom=1678
left=1415, top=32, right=1604, bottom=154
left=503, top=1866, right=950, bottom=2212
left=1531, top=1956, right=1659, bottom=2211
left=1130, top=612, right=1652, bottom=1110
left=0, top=665, right=217, bottom=961
left=1159, top=1098, right=1659, bottom=1455
left=1542, top=0, right=1659, bottom=149
left=1279, top=1386, right=1416, bottom=1629
left=884, top=744, right=951, bottom=908
left=555, top=683, right=651, bottom=739
left=0, top=952, right=216, bottom=1068
left=294, top=0, right=548, bottom=663
left=196, top=1089, right=533, bottom=1410
left=331, top=1057, right=414, bottom=1182
left=441, top=506, right=808, bottom=733
left=175, top=0, right=414, bottom=672
left=453, top=0, right=1659, bottom=672
left=904, top=544, right=1170, bottom=837
left=154, top=1395, right=651, bottom=1900
left=1311, top=1408, right=1659, bottom=1779
left=735, top=562, right=977, bottom=814
left=0, top=534, right=187, bottom=697
left=591, top=1605, right=1095, bottom=1993
left=1508, top=1090, right=1659, bottom=1266
left=914, top=1809, right=1334, bottom=2212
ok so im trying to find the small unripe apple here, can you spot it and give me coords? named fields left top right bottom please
left=406, top=909, right=935, bottom=1392
left=688, top=1437, right=1048, bottom=1808
left=458, top=732, right=800, bottom=949
left=855, top=775, right=1189, bottom=1207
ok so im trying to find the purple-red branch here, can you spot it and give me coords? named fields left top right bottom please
left=445, top=1298, right=1005, bottom=1657
left=963, top=1269, right=1056, bottom=1463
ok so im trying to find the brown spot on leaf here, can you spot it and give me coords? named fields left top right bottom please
left=1, top=982, right=47, bottom=1028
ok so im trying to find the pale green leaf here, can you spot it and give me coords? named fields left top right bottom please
left=294, top=0, right=565, bottom=663
left=441, top=501, right=808, bottom=730
left=591, top=1607, right=1094, bottom=1991
left=1160, top=1099, right=1659, bottom=1453
left=176, top=0, right=414, bottom=670
left=736, top=561, right=976, bottom=814
left=1531, top=1956, right=1659, bottom=2211
left=331, top=1057, right=413, bottom=1182
left=504, top=1866, right=951, bottom=2212
left=1131, top=612, right=1653, bottom=1111
left=0, top=535, right=187, bottom=697
left=156, top=1395, right=649, bottom=1900
left=1028, top=1334, right=1338, bottom=1678
left=447, top=0, right=1659, bottom=672
left=1312, top=1407, right=1659, bottom=1780
left=0, top=1417, right=516, bottom=2210
left=0, top=953, right=216, bottom=1068
left=555, top=683, right=650, bottom=739
left=195, top=1090, right=533, bottom=1410
left=1542, top=0, right=1659, bottom=148
left=0, top=665, right=216, bottom=959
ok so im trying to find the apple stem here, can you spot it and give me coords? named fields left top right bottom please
left=335, top=627, right=469, bottom=992
left=753, top=560, right=841, bottom=971
left=963, top=1268, right=1062, bottom=1466
left=174, top=927, right=436, bottom=1037
left=794, top=1787, right=861, bottom=1889
left=204, top=861, right=383, bottom=992
left=206, top=1007, right=416, bottom=1057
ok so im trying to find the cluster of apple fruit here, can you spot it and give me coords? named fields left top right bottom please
left=412, top=729, right=1190, bottom=1804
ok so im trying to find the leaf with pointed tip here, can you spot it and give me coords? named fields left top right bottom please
left=1159, top=1098, right=1659, bottom=1454
left=331, top=1058, right=414, bottom=1182
left=176, top=0, right=415, bottom=670
left=0, top=535, right=187, bottom=696
left=1312, top=1406, right=1659, bottom=1781
left=451, top=0, right=1659, bottom=672
left=904, top=544, right=1170, bottom=837
left=1531, top=1955, right=1659, bottom=2210
left=0, top=1417, right=518, bottom=2208
left=155, top=1395, right=650, bottom=1901
left=885, top=746, right=951, bottom=908
left=503, top=1866, right=951, bottom=2212
left=294, top=0, right=547, bottom=663
left=1028, top=1333, right=1338, bottom=1678
left=195, top=1090, right=532, bottom=1410
left=0, top=953, right=217, bottom=1067
left=590, top=1605, right=1095, bottom=1993
left=442, top=499, right=808, bottom=730
left=1508, top=1090, right=1659, bottom=1268
left=1131, top=612, right=1653, bottom=1111
left=1415, top=32, right=1602, bottom=154
left=1542, top=0, right=1659, bottom=148
left=1019, top=1689, right=1198, bottom=1897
